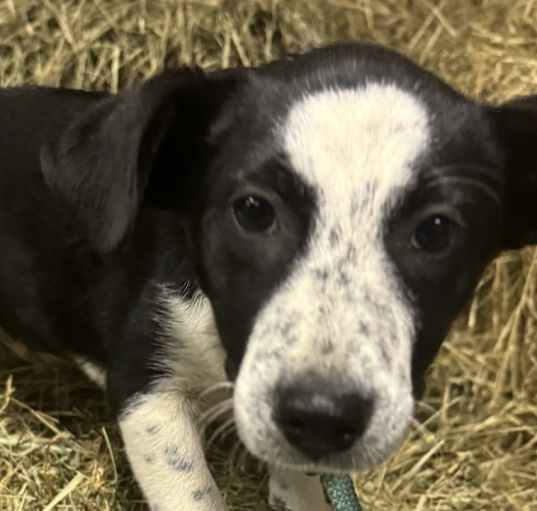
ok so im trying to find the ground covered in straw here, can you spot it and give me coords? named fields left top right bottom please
left=0, top=0, right=536, bottom=509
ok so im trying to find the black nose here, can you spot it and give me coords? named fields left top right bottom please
left=274, top=381, right=374, bottom=461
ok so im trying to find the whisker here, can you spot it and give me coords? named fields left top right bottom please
left=198, top=381, right=234, bottom=400
left=430, top=163, right=502, bottom=180
left=206, top=417, right=237, bottom=449
left=199, top=398, right=233, bottom=425
left=425, top=175, right=501, bottom=203
left=424, top=163, right=503, bottom=202
left=230, top=438, right=245, bottom=469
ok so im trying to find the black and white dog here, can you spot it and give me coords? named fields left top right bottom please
left=1, top=42, right=537, bottom=510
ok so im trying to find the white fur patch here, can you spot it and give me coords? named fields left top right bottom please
left=119, top=386, right=226, bottom=511
left=155, top=288, right=227, bottom=396
left=234, top=84, right=430, bottom=471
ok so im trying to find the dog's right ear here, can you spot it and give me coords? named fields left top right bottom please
left=41, top=69, right=243, bottom=253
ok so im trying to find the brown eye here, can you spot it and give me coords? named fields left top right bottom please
left=233, top=195, right=276, bottom=233
left=412, top=215, right=456, bottom=253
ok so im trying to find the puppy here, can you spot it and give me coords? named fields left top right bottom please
left=1, top=43, right=536, bottom=511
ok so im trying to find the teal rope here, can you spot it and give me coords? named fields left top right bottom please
left=321, top=474, right=363, bottom=511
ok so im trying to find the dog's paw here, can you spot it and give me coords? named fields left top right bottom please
left=268, top=468, right=332, bottom=511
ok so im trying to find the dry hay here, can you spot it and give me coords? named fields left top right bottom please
left=0, top=0, right=536, bottom=510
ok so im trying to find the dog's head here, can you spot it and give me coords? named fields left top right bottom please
left=42, top=43, right=537, bottom=472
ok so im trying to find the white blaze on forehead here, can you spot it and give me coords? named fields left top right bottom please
left=283, top=83, right=429, bottom=219
left=233, top=84, right=431, bottom=471
left=275, top=83, right=430, bottom=357
left=275, top=83, right=430, bottom=355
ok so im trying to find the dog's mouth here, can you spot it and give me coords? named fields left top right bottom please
left=234, top=428, right=394, bottom=474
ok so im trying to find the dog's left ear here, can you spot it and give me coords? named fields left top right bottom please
left=41, top=69, right=242, bottom=253
left=490, top=95, right=537, bottom=250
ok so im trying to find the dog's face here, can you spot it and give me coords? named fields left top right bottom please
left=43, top=44, right=537, bottom=472
left=195, top=50, right=505, bottom=471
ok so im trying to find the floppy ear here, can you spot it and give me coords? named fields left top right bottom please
left=41, top=69, right=242, bottom=253
left=491, top=95, right=537, bottom=250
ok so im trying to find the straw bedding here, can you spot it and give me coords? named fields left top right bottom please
left=0, top=1, right=536, bottom=509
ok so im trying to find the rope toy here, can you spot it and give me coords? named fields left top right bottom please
left=321, top=474, right=363, bottom=511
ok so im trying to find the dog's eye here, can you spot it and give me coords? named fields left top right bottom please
left=233, top=195, right=276, bottom=233
left=412, top=215, right=456, bottom=253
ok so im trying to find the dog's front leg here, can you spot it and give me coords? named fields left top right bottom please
left=119, top=388, right=226, bottom=511
left=268, top=466, right=332, bottom=511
